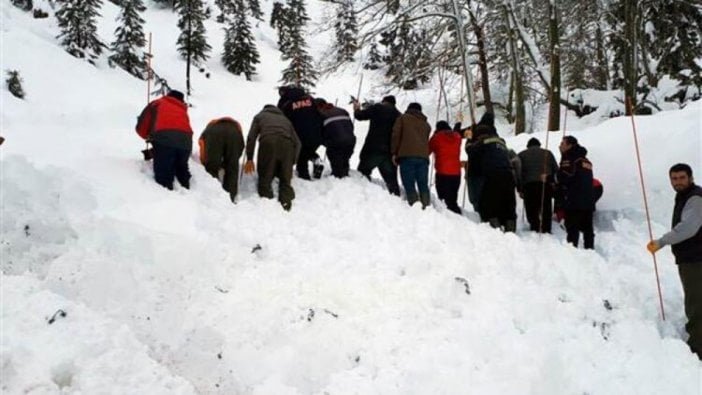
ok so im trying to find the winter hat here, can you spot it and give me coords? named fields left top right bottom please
left=473, top=124, right=496, bottom=139
left=167, top=90, right=185, bottom=102
left=527, top=137, right=541, bottom=147
left=563, top=135, right=578, bottom=146
left=382, top=95, right=397, bottom=105
left=477, top=111, right=495, bottom=127
left=314, top=98, right=327, bottom=106
left=435, top=121, right=451, bottom=131
left=407, top=102, right=422, bottom=112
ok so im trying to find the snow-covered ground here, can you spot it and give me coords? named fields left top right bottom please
left=1, top=1, right=701, bottom=394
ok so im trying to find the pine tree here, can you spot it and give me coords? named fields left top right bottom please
left=55, top=0, right=106, bottom=65
left=334, top=0, right=358, bottom=63
left=109, top=0, right=147, bottom=79
left=175, top=0, right=212, bottom=67
left=379, top=20, right=431, bottom=90
left=222, top=0, right=260, bottom=80
left=273, top=0, right=318, bottom=89
left=363, top=41, right=382, bottom=70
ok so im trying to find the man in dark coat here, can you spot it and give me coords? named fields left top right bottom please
left=315, top=98, right=356, bottom=178
left=277, top=86, right=324, bottom=180
left=353, top=95, right=401, bottom=195
left=648, top=163, right=702, bottom=360
left=198, top=117, right=245, bottom=202
left=557, top=135, right=595, bottom=249
left=391, top=102, right=432, bottom=208
left=244, top=105, right=301, bottom=211
left=135, top=90, right=193, bottom=190
left=466, top=112, right=517, bottom=231
left=518, top=137, right=559, bottom=233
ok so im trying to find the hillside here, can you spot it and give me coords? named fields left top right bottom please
left=1, top=2, right=701, bottom=394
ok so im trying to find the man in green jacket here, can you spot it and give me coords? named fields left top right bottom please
left=244, top=105, right=301, bottom=210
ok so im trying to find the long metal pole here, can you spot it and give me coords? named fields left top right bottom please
left=451, top=0, right=476, bottom=126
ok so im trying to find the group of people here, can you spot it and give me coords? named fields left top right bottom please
left=135, top=87, right=699, bottom=360
left=133, top=87, right=604, bottom=245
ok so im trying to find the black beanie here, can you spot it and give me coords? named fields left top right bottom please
left=527, top=137, right=541, bottom=147
left=435, top=121, right=451, bottom=131
left=167, top=90, right=185, bottom=102
left=407, top=102, right=422, bottom=112
left=477, top=111, right=494, bottom=127
left=382, top=95, right=396, bottom=105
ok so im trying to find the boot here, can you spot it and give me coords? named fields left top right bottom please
left=488, top=218, right=501, bottom=229
left=420, top=192, right=431, bottom=210
left=313, top=159, right=324, bottom=179
left=407, top=192, right=419, bottom=206
left=504, top=220, right=516, bottom=233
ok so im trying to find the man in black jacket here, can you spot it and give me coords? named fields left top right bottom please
left=278, top=86, right=324, bottom=180
left=467, top=121, right=517, bottom=232
left=518, top=137, right=559, bottom=233
left=353, top=95, right=401, bottom=195
left=315, top=98, right=356, bottom=178
left=557, top=135, right=595, bottom=249
left=648, top=163, right=702, bottom=359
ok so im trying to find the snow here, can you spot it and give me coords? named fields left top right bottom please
left=2, top=1, right=702, bottom=394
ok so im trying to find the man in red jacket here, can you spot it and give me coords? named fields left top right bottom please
left=135, top=90, right=193, bottom=190
left=429, top=121, right=463, bottom=214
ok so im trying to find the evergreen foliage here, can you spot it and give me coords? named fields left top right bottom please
left=643, top=0, right=702, bottom=88
left=247, top=0, right=263, bottom=21
left=55, top=0, right=106, bottom=65
left=363, top=41, right=382, bottom=71
left=334, top=1, right=358, bottom=63
left=175, top=0, right=212, bottom=67
left=222, top=0, right=260, bottom=80
left=6, top=70, right=26, bottom=99
left=11, top=0, right=33, bottom=11
left=109, top=0, right=147, bottom=79
left=272, top=0, right=318, bottom=89
left=379, top=20, right=432, bottom=90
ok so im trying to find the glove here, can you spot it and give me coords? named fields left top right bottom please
left=243, top=160, right=255, bottom=174
left=647, top=240, right=661, bottom=254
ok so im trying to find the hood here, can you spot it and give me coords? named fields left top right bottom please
left=406, top=108, right=427, bottom=121
left=568, top=144, right=588, bottom=158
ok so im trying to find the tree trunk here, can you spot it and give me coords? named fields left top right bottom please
left=506, top=6, right=525, bottom=135
left=624, top=0, right=636, bottom=114
left=469, top=11, right=492, bottom=114
left=506, top=71, right=514, bottom=123
left=547, top=1, right=561, bottom=131
left=186, top=0, right=192, bottom=96
left=594, top=24, right=608, bottom=90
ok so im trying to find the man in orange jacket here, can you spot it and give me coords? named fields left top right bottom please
left=429, top=121, right=463, bottom=214
left=135, top=90, right=193, bottom=190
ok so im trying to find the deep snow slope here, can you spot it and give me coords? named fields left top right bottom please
left=1, top=2, right=701, bottom=394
